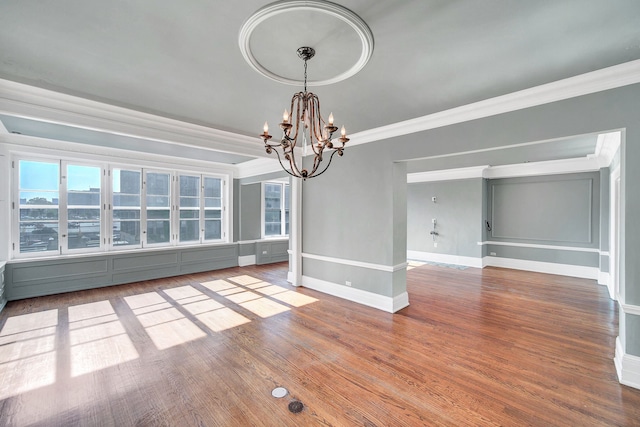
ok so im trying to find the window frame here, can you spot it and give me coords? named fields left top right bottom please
left=261, top=180, right=290, bottom=239
left=11, top=154, right=231, bottom=260
left=109, top=166, right=144, bottom=251
left=176, top=172, right=228, bottom=245
left=143, top=169, right=174, bottom=248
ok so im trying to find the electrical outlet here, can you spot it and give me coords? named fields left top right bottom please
left=490, top=252, right=497, bottom=256
left=434, top=242, right=438, bottom=248
left=262, top=250, right=268, bottom=254
left=432, top=218, right=437, bottom=224
left=345, top=281, right=352, bottom=287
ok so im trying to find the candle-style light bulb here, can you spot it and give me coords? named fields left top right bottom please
left=328, top=112, right=334, bottom=126
left=263, top=121, right=269, bottom=134
left=341, top=126, right=346, bottom=137
left=283, top=109, right=289, bottom=123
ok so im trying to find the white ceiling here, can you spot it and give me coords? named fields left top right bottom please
left=0, top=0, right=639, bottom=169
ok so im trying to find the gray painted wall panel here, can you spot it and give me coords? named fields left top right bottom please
left=5, top=244, right=239, bottom=300
left=256, top=240, right=289, bottom=264
left=303, top=257, right=394, bottom=297
left=490, top=177, right=594, bottom=244
left=486, top=245, right=599, bottom=266
left=112, top=266, right=177, bottom=285
left=624, top=128, right=640, bottom=306
left=240, top=183, right=261, bottom=241
left=239, top=242, right=256, bottom=257
left=113, top=253, right=178, bottom=271
left=12, top=259, right=109, bottom=283
left=181, top=246, right=237, bottom=263
left=627, top=313, right=640, bottom=356
left=233, top=179, right=240, bottom=242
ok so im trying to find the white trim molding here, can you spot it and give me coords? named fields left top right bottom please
left=620, top=302, right=640, bottom=317
left=590, top=131, right=621, bottom=168
left=478, top=241, right=601, bottom=254
left=302, top=252, right=407, bottom=273
left=615, top=336, right=640, bottom=390
left=352, top=59, right=640, bottom=146
left=301, top=275, right=409, bottom=313
left=0, top=79, right=268, bottom=160
left=598, top=271, right=610, bottom=287
left=407, top=153, right=615, bottom=184
left=408, top=166, right=488, bottom=183
left=235, top=158, right=282, bottom=179
left=484, top=256, right=598, bottom=280
left=407, top=251, right=483, bottom=269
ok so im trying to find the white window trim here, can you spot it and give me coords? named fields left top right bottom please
left=176, top=172, right=229, bottom=246
left=143, top=169, right=174, bottom=248
left=11, top=152, right=231, bottom=260
left=261, top=180, right=290, bottom=239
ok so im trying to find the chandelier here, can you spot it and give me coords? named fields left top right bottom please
left=261, top=47, right=349, bottom=179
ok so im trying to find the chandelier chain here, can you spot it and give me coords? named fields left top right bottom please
left=303, top=59, right=308, bottom=93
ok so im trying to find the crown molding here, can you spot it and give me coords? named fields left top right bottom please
left=351, top=60, right=640, bottom=146
left=234, top=157, right=282, bottom=179
left=590, top=131, right=621, bottom=168
left=1, top=132, right=236, bottom=175
left=483, top=156, right=601, bottom=179
left=0, top=78, right=268, bottom=159
left=407, top=155, right=609, bottom=183
left=407, top=165, right=488, bottom=183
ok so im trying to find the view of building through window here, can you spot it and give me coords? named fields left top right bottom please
left=264, top=182, right=289, bottom=237
left=16, top=159, right=226, bottom=256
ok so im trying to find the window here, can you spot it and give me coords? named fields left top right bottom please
left=145, top=171, right=172, bottom=245
left=263, top=181, right=290, bottom=238
left=204, top=177, right=222, bottom=240
left=179, top=174, right=201, bottom=243
left=18, top=160, right=60, bottom=254
left=66, top=163, right=102, bottom=251
left=178, top=174, right=226, bottom=244
left=112, top=168, right=141, bottom=248
left=13, top=156, right=229, bottom=258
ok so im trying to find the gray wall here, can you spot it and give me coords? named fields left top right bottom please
left=5, top=245, right=238, bottom=300
left=302, top=83, right=640, bottom=356
left=407, top=178, right=483, bottom=258
left=485, top=172, right=601, bottom=268
left=239, top=182, right=261, bottom=242
left=488, top=173, right=599, bottom=246
left=599, top=169, right=610, bottom=273
left=238, top=176, right=290, bottom=263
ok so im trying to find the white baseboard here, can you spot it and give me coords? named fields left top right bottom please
left=598, top=271, right=610, bottom=286
left=483, top=256, right=599, bottom=280
left=407, top=250, right=482, bottom=268
left=615, top=336, right=640, bottom=390
left=238, top=255, right=256, bottom=267
left=301, top=275, right=409, bottom=313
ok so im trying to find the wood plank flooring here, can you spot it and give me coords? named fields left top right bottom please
left=1, top=262, right=639, bottom=426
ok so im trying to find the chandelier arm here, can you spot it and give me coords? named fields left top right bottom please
left=270, top=145, right=299, bottom=178
left=307, top=148, right=341, bottom=179
left=283, top=144, right=304, bottom=177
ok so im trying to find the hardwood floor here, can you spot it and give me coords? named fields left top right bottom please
left=1, top=262, right=639, bottom=426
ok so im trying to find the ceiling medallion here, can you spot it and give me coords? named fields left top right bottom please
left=239, top=0, right=374, bottom=86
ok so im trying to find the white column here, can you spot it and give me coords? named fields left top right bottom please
left=289, top=176, right=303, bottom=286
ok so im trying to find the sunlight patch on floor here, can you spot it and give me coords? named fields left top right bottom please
left=69, top=301, right=138, bottom=377
left=0, top=310, right=58, bottom=399
left=125, top=292, right=207, bottom=350
left=407, top=260, right=426, bottom=270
